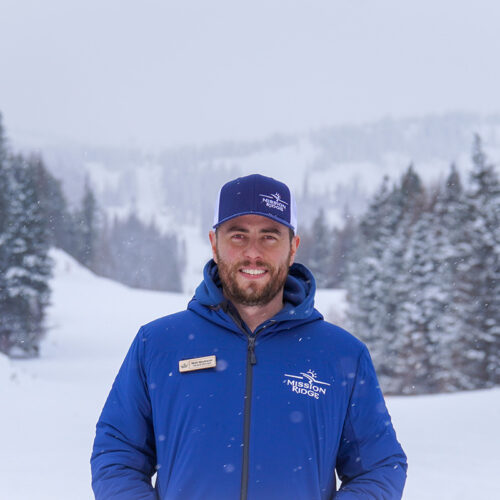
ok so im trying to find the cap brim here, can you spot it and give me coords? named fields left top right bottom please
left=213, top=211, right=296, bottom=233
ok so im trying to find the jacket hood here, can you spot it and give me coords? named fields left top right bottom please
left=188, top=260, right=322, bottom=333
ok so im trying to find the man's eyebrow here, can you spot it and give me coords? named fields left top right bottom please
left=224, top=225, right=283, bottom=235
left=225, top=225, right=250, bottom=233
left=260, top=227, right=282, bottom=235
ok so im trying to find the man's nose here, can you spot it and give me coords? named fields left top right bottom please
left=243, top=238, right=262, bottom=261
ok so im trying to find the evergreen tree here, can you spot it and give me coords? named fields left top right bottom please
left=0, top=113, right=8, bottom=242
left=75, top=178, right=99, bottom=268
left=0, top=114, right=11, bottom=353
left=393, top=207, right=444, bottom=393
left=431, top=165, right=475, bottom=390
left=377, top=166, right=426, bottom=392
left=1, top=154, right=52, bottom=357
left=307, top=209, right=332, bottom=288
left=462, top=135, right=500, bottom=385
left=328, top=207, right=357, bottom=288
left=345, top=176, right=396, bottom=366
left=27, top=153, right=73, bottom=250
left=346, top=166, right=428, bottom=393
left=346, top=153, right=500, bottom=394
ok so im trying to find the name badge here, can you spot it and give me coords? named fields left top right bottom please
left=179, top=355, right=217, bottom=373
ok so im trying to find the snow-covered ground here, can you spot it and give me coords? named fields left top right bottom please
left=1, top=249, right=499, bottom=499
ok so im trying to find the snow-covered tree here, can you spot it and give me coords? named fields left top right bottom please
left=346, top=176, right=398, bottom=367
left=27, top=154, right=73, bottom=250
left=422, top=166, right=472, bottom=391
left=74, top=177, right=99, bottom=268
left=462, top=135, right=500, bottom=386
left=328, top=207, right=357, bottom=288
left=346, top=166, right=431, bottom=393
left=376, top=166, right=426, bottom=392
left=1, top=154, right=52, bottom=357
left=342, top=141, right=500, bottom=394
left=389, top=209, right=433, bottom=393
left=306, top=209, right=333, bottom=288
left=0, top=114, right=11, bottom=353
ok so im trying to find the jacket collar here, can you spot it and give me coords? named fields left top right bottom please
left=188, top=260, right=322, bottom=332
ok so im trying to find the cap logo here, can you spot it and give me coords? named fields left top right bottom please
left=259, top=192, right=288, bottom=212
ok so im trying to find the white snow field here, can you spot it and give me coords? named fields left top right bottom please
left=1, top=249, right=499, bottom=499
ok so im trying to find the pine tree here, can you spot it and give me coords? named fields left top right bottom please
left=328, top=207, right=357, bottom=288
left=1, top=154, right=52, bottom=357
left=345, top=176, right=396, bottom=368
left=27, top=153, right=73, bottom=249
left=0, top=113, right=11, bottom=353
left=374, top=168, right=423, bottom=392
left=462, top=135, right=500, bottom=385
left=393, top=204, right=452, bottom=393
left=346, top=155, right=500, bottom=394
left=346, top=166, right=428, bottom=393
left=307, top=209, right=332, bottom=288
left=75, top=177, right=99, bottom=268
left=0, top=113, right=8, bottom=242
left=431, top=165, right=475, bottom=390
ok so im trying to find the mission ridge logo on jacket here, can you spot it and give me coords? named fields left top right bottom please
left=283, top=370, right=331, bottom=399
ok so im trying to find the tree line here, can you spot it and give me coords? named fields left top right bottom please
left=3, top=107, right=498, bottom=391
left=300, top=135, right=499, bottom=394
left=0, top=113, right=184, bottom=358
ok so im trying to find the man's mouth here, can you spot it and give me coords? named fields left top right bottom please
left=240, top=268, right=267, bottom=276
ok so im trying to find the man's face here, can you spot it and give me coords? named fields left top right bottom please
left=209, top=215, right=300, bottom=307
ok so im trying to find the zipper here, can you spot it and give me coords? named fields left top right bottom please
left=222, top=301, right=265, bottom=500
left=248, top=335, right=257, bottom=365
left=240, top=333, right=257, bottom=500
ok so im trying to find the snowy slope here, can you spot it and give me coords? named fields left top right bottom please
left=1, top=250, right=499, bottom=499
left=0, top=251, right=189, bottom=500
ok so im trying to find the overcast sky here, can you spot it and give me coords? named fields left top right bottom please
left=1, top=0, right=499, bottom=150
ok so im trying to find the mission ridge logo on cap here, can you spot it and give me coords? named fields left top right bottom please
left=213, top=174, right=297, bottom=233
left=259, top=192, right=288, bottom=212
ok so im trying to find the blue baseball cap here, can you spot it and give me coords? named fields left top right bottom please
left=213, top=174, right=297, bottom=233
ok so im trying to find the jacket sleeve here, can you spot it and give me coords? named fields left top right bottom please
left=335, top=346, right=407, bottom=499
left=91, top=327, right=158, bottom=499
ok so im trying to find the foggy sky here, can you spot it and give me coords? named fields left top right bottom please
left=1, top=0, right=499, bottom=150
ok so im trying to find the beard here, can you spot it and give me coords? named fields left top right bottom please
left=216, top=250, right=290, bottom=307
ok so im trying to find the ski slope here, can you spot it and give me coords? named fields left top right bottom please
left=1, top=249, right=499, bottom=499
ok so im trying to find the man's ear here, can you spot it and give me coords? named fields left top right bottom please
left=209, top=230, right=218, bottom=263
left=289, top=235, right=300, bottom=266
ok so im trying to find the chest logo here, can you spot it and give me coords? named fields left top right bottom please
left=283, top=370, right=330, bottom=399
left=179, top=355, right=216, bottom=373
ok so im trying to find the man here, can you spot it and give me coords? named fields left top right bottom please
left=91, top=174, right=407, bottom=499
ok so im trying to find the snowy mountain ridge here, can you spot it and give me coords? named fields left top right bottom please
left=24, top=112, right=500, bottom=235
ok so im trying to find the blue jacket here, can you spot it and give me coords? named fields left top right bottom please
left=91, top=261, right=407, bottom=499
